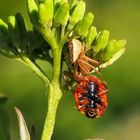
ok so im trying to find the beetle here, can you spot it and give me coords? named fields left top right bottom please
left=74, top=76, right=108, bottom=118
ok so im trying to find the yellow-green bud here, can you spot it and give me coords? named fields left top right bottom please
left=70, top=0, right=78, bottom=8
left=39, top=3, right=48, bottom=25
left=15, top=13, right=27, bottom=39
left=68, top=0, right=85, bottom=30
left=54, top=3, right=69, bottom=27
left=8, top=16, right=21, bottom=48
left=0, top=19, right=8, bottom=49
left=42, top=0, right=54, bottom=27
left=74, top=12, right=94, bottom=36
left=61, top=0, right=68, bottom=3
left=93, top=30, right=109, bottom=53
left=86, top=26, right=97, bottom=48
left=26, top=0, right=38, bottom=25
left=99, top=47, right=126, bottom=69
left=101, top=39, right=126, bottom=62
left=54, top=0, right=62, bottom=5
left=0, top=19, right=8, bottom=35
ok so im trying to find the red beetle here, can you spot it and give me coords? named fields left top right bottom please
left=74, top=76, right=108, bottom=118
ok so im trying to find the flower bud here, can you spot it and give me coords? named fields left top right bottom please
left=70, top=0, right=78, bottom=8
left=26, top=0, right=38, bottom=25
left=100, top=47, right=126, bottom=69
left=93, top=30, right=109, bottom=53
left=86, top=26, right=97, bottom=48
left=68, top=0, right=85, bottom=30
left=101, top=39, right=126, bottom=62
left=15, top=13, right=28, bottom=50
left=41, top=0, right=54, bottom=27
left=0, top=19, right=8, bottom=35
left=8, top=16, right=21, bottom=49
left=39, top=3, right=48, bottom=25
left=74, top=12, right=94, bottom=36
left=54, top=0, right=61, bottom=5
left=15, top=13, right=27, bottom=39
left=54, top=3, right=69, bottom=27
left=54, top=0, right=61, bottom=11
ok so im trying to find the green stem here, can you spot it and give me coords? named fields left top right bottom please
left=41, top=46, right=63, bottom=140
left=20, top=56, right=50, bottom=86
left=38, top=26, right=58, bottom=49
left=41, top=83, right=62, bottom=140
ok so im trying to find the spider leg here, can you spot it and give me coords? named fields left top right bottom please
left=78, top=59, right=100, bottom=75
left=63, top=71, right=73, bottom=91
left=79, top=53, right=99, bottom=65
left=77, top=60, right=91, bottom=74
left=73, top=70, right=85, bottom=82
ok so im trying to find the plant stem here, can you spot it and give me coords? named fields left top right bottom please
left=41, top=46, right=63, bottom=140
left=41, top=83, right=62, bottom=140
left=20, top=56, right=50, bottom=86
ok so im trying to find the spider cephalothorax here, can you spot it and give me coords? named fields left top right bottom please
left=67, top=38, right=99, bottom=81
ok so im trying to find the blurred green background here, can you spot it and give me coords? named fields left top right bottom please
left=0, top=0, right=140, bottom=140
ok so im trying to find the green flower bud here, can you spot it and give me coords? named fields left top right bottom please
left=61, top=0, right=68, bottom=3
left=100, top=47, right=126, bottom=69
left=86, top=26, right=97, bottom=48
left=93, top=30, right=109, bottom=53
left=39, top=3, right=48, bottom=25
left=43, top=0, right=54, bottom=27
left=101, top=39, right=126, bottom=62
left=54, top=0, right=61, bottom=5
left=74, top=12, right=94, bottom=36
left=8, top=16, right=21, bottom=49
left=54, top=0, right=61, bottom=11
left=26, top=0, right=38, bottom=25
left=0, top=19, right=8, bottom=35
left=15, top=13, right=27, bottom=39
left=0, top=22, right=9, bottom=54
left=68, top=0, right=85, bottom=30
left=54, top=3, right=69, bottom=27
left=15, top=13, right=28, bottom=51
left=70, top=0, right=78, bottom=9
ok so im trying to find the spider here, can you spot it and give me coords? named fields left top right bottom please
left=63, top=39, right=100, bottom=89
left=64, top=39, right=99, bottom=80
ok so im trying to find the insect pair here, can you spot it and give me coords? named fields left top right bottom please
left=64, top=39, right=108, bottom=118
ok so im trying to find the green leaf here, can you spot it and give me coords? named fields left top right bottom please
left=68, top=0, right=85, bottom=30
left=93, top=30, right=109, bottom=53
left=15, top=107, right=30, bottom=140
left=74, top=12, right=94, bottom=36
left=26, top=0, right=38, bottom=25
left=54, top=2, right=69, bottom=27
left=101, top=39, right=126, bottom=62
left=86, top=26, right=97, bottom=48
